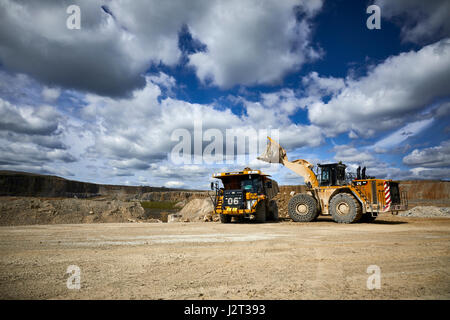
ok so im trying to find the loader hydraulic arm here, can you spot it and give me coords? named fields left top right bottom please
left=257, top=137, right=319, bottom=188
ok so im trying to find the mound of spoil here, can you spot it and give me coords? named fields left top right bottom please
left=177, top=198, right=216, bottom=222
left=399, top=206, right=450, bottom=218
left=0, top=197, right=153, bottom=226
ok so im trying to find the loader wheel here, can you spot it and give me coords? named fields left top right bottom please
left=255, top=200, right=267, bottom=223
left=329, top=193, right=362, bottom=224
left=220, top=213, right=231, bottom=223
left=268, top=200, right=279, bottom=222
left=288, top=194, right=318, bottom=222
left=359, top=213, right=377, bottom=223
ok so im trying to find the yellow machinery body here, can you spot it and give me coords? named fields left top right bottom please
left=211, top=169, right=279, bottom=219
left=257, top=137, right=408, bottom=223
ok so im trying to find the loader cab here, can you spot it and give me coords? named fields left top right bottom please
left=318, top=163, right=347, bottom=187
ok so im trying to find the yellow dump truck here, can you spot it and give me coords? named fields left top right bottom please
left=257, top=137, right=408, bottom=223
left=211, top=168, right=279, bottom=223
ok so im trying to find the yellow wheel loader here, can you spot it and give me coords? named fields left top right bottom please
left=211, top=168, right=279, bottom=223
left=257, top=137, right=408, bottom=223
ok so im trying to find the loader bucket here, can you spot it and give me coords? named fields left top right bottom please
left=257, top=137, right=286, bottom=163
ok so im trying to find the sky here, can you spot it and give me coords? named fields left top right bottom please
left=0, top=0, right=449, bottom=189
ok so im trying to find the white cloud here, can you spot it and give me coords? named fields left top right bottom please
left=0, top=98, right=60, bottom=135
left=165, top=180, right=185, bottom=188
left=42, top=87, right=61, bottom=102
left=187, top=0, right=323, bottom=88
left=0, top=98, right=76, bottom=173
left=376, top=0, right=450, bottom=44
left=0, top=0, right=323, bottom=95
left=370, top=118, right=434, bottom=151
left=306, top=38, right=450, bottom=137
left=78, top=73, right=324, bottom=174
left=406, top=167, right=450, bottom=180
left=403, top=141, right=450, bottom=168
left=333, top=145, right=375, bottom=166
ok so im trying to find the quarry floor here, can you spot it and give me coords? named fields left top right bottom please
left=0, top=215, right=449, bottom=300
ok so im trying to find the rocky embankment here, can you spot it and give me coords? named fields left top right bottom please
left=0, top=197, right=148, bottom=226
left=0, top=171, right=189, bottom=198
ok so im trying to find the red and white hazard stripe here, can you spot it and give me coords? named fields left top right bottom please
left=383, top=181, right=391, bottom=211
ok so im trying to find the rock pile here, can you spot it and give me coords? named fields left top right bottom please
left=399, top=206, right=450, bottom=218
left=177, top=198, right=217, bottom=222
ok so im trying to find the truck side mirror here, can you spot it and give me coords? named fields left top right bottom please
left=211, top=182, right=215, bottom=190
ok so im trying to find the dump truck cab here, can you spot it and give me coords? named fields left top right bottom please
left=211, top=168, right=279, bottom=223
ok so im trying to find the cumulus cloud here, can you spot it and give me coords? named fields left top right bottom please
left=403, top=141, right=450, bottom=168
left=305, top=38, right=450, bottom=137
left=165, top=180, right=185, bottom=188
left=187, top=0, right=323, bottom=88
left=0, top=0, right=323, bottom=96
left=42, top=87, right=61, bottom=102
left=406, top=167, right=450, bottom=180
left=370, top=118, right=434, bottom=152
left=0, top=99, right=60, bottom=135
left=333, top=145, right=376, bottom=166
left=0, top=0, right=149, bottom=97
left=77, top=73, right=323, bottom=175
left=0, top=94, right=79, bottom=176
left=376, top=0, right=450, bottom=44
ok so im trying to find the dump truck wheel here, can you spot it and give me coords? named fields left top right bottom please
left=360, top=213, right=377, bottom=223
left=255, top=201, right=267, bottom=223
left=329, top=193, right=362, bottom=223
left=288, top=194, right=318, bottom=222
left=268, top=200, right=278, bottom=222
left=220, top=214, right=231, bottom=223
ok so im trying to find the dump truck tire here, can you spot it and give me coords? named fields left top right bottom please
left=288, top=194, right=318, bottom=222
left=359, top=213, right=377, bottom=223
left=255, top=201, right=267, bottom=223
left=220, top=213, right=231, bottom=223
left=330, top=193, right=362, bottom=223
left=268, top=200, right=278, bottom=222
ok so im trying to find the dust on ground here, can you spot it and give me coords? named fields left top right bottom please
left=0, top=215, right=449, bottom=299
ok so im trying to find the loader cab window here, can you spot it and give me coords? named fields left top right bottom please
left=320, top=168, right=330, bottom=186
left=336, top=166, right=346, bottom=185
left=319, top=163, right=347, bottom=186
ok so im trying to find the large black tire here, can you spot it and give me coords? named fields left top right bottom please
left=329, top=193, right=362, bottom=223
left=255, top=200, right=267, bottom=223
left=288, top=194, right=318, bottom=222
left=220, top=213, right=231, bottom=223
left=359, top=213, right=377, bottom=223
left=268, top=200, right=279, bottom=222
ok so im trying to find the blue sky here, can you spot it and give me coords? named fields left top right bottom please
left=0, top=0, right=449, bottom=189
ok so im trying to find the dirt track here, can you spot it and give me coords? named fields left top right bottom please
left=0, top=215, right=449, bottom=299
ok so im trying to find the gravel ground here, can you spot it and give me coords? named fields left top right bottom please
left=0, top=214, right=449, bottom=300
